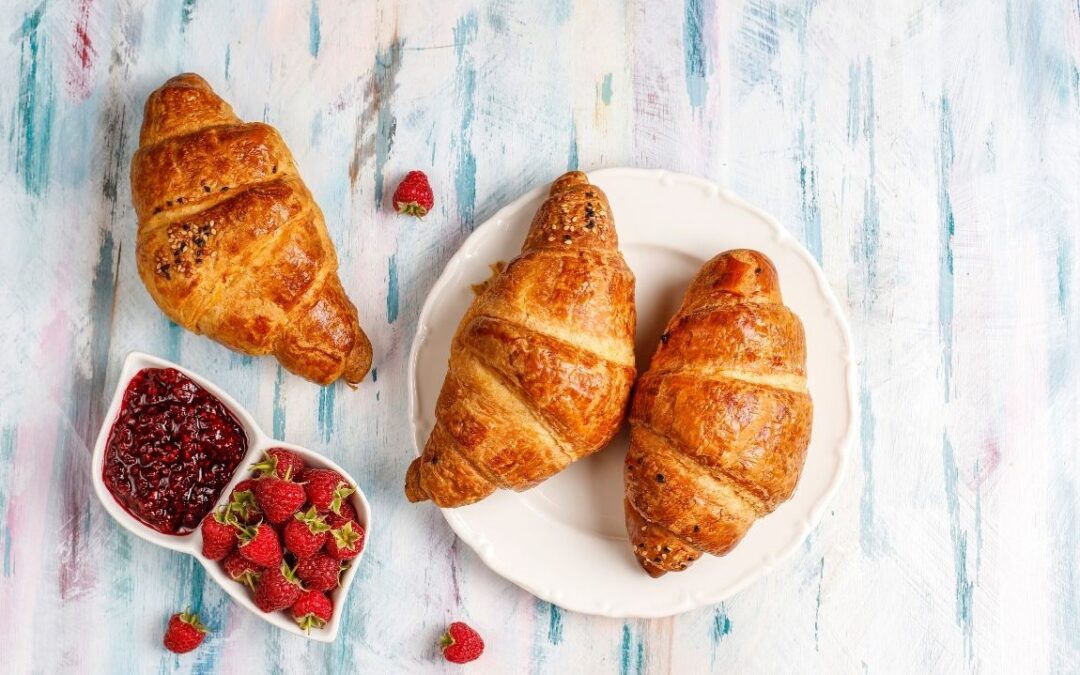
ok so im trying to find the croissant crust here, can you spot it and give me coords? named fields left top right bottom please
left=624, top=249, right=812, bottom=576
left=130, top=73, right=371, bottom=385
left=406, top=171, right=636, bottom=507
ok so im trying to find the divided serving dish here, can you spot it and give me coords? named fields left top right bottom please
left=91, top=351, right=371, bottom=642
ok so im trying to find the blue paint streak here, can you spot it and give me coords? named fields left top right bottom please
left=942, top=435, right=974, bottom=657
left=317, top=384, right=335, bottom=443
left=567, top=121, right=579, bottom=171
left=792, top=0, right=816, bottom=45
left=189, top=556, right=206, bottom=613
left=1056, top=235, right=1071, bottom=315
left=619, top=623, right=644, bottom=675
left=309, top=0, right=321, bottom=58
left=16, top=4, right=56, bottom=197
left=266, top=635, right=284, bottom=675
left=454, top=14, right=478, bottom=231
left=1050, top=235, right=1075, bottom=397
left=862, top=60, right=880, bottom=302
left=683, top=0, right=708, bottom=107
left=175, top=557, right=222, bottom=674
left=386, top=255, right=399, bottom=324
left=938, top=97, right=956, bottom=399
left=1009, top=1, right=1073, bottom=116
left=619, top=624, right=632, bottom=675
left=600, top=73, right=614, bottom=105
left=712, top=604, right=732, bottom=643
left=858, top=359, right=880, bottom=555
left=272, top=366, right=286, bottom=438
left=797, top=117, right=822, bottom=263
left=486, top=4, right=506, bottom=32
left=736, top=1, right=779, bottom=88
left=847, top=62, right=861, bottom=145
left=174, top=555, right=207, bottom=622
left=552, top=0, right=572, bottom=23
left=223, top=45, right=231, bottom=80
left=1050, top=191, right=1078, bottom=670
left=165, top=320, right=183, bottom=361
left=1005, top=0, right=1016, bottom=59
left=547, top=603, right=563, bottom=645
left=373, top=40, right=403, bottom=208
left=845, top=58, right=883, bottom=329
left=0, top=427, right=14, bottom=576
left=371, top=367, right=377, bottom=383
left=180, top=0, right=197, bottom=30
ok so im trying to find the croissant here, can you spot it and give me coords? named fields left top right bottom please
left=130, top=73, right=372, bottom=385
left=624, top=249, right=812, bottom=576
left=405, top=171, right=636, bottom=507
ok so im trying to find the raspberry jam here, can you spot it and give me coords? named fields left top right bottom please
left=102, top=368, right=248, bottom=535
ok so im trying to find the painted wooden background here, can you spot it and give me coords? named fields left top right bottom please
left=0, top=0, right=1077, bottom=673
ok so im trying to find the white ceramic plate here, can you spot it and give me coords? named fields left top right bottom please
left=409, top=168, right=855, bottom=618
left=91, top=352, right=372, bottom=642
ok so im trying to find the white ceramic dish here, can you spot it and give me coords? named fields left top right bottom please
left=91, top=351, right=371, bottom=642
left=409, top=167, right=855, bottom=618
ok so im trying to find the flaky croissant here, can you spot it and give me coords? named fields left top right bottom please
left=130, top=73, right=371, bottom=385
left=406, top=171, right=636, bottom=507
left=624, top=250, right=812, bottom=576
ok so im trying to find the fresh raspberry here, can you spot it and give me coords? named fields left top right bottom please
left=228, top=480, right=261, bottom=524
left=222, top=552, right=261, bottom=591
left=335, top=500, right=358, bottom=522
left=200, top=506, right=237, bottom=561
left=253, top=476, right=306, bottom=525
left=284, top=507, right=331, bottom=559
left=291, top=590, right=333, bottom=632
left=232, top=478, right=256, bottom=495
left=254, top=562, right=304, bottom=613
left=251, top=448, right=305, bottom=481
left=295, top=553, right=344, bottom=592
left=163, top=610, right=208, bottom=654
left=325, top=520, right=365, bottom=560
left=327, top=500, right=359, bottom=529
left=301, top=468, right=355, bottom=514
left=440, top=621, right=484, bottom=664
left=237, top=522, right=282, bottom=568
left=392, top=170, right=434, bottom=217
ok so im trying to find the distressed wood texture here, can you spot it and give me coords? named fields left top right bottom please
left=0, top=1, right=1077, bottom=673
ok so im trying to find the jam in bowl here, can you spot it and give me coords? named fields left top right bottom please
left=102, top=367, right=248, bottom=534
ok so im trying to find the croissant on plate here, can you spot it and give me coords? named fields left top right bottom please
left=624, top=249, right=812, bottom=576
left=405, top=171, right=636, bottom=507
left=130, top=73, right=372, bottom=386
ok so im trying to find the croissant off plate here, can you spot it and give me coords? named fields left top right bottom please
left=130, top=73, right=372, bottom=386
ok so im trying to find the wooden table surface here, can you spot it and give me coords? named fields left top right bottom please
left=1, top=1, right=1077, bottom=673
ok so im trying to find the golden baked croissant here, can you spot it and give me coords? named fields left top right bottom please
left=405, top=171, right=636, bottom=507
left=624, top=250, right=812, bottom=576
left=130, top=73, right=372, bottom=385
